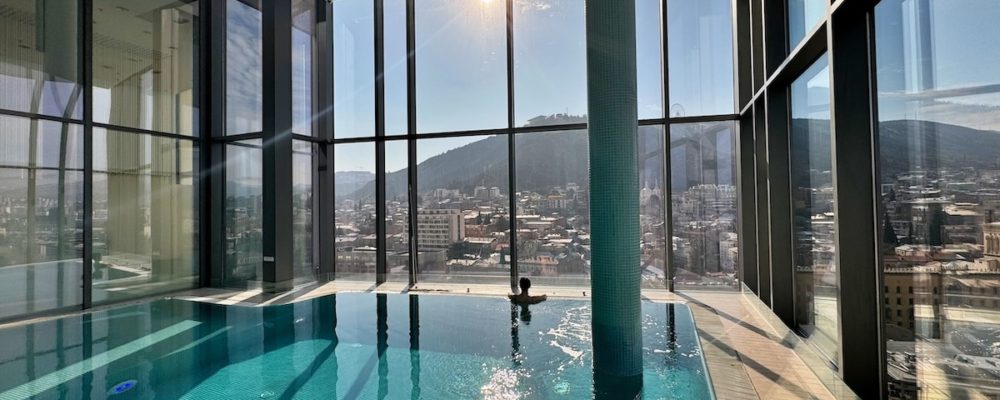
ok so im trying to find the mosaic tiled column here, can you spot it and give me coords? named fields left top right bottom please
left=585, top=0, right=643, bottom=385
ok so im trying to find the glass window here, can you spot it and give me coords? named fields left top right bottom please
left=639, top=126, right=668, bottom=289
left=416, top=136, right=510, bottom=285
left=292, top=0, right=314, bottom=136
left=415, top=0, right=506, bottom=133
left=514, top=0, right=587, bottom=127
left=0, top=0, right=81, bottom=119
left=385, top=140, right=410, bottom=282
left=789, top=54, right=837, bottom=361
left=224, top=140, right=262, bottom=287
left=875, top=1, right=1000, bottom=397
left=787, top=0, right=825, bottom=51
left=515, top=130, right=589, bottom=287
left=335, top=142, right=376, bottom=281
left=670, top=121, right=738, bottom=289
left=92, top=130, right=199, bottom=303
left=636, top=0, right=664, bottom=120
left=385, top=0, right=408, bottom=135
left=334, top=0, right=375, bottom=139
left=667, top=0, right=735, bottom=117
left=92, top=0, right=199, bottom=136
left=293, top=140, right=315, bottom=283
left=0, top=116, right=83, bottom=319
left=226, top=0, right=263, bottom=135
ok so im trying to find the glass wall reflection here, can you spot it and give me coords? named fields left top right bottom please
left=293, top=140, right=315, bottom=283
left=639, top=126, right=668, bottom=289
left=92, top=0, right=200, bottom=136
left=92, top=129, right=199, bottom=303
left=787, top=0, right=825, bottom=51
left=0, top=0, right=81, bottom=119
left=224, top=140, right=262, bottom=287
left=0, top=115, right=83, bottom=319
left=670, top=121, right=738, bottom=290
left=226, top=0, right=263, bottom=135
left=667, top=0, right=735, bottom=117
left=875, top=1, right=1000, bottom=397
left=789, top=55, right=838, bottom=362
left=292, top=0, right=314, bottom=136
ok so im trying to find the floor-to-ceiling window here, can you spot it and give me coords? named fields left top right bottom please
left=515, top=130, right=588, bottom=286
left=90, top=0, right=202, bottom=303
left=335, top=142, right=376, bottom=281
left=670, top=122, right=738, bottom=289
left=787, top=0, right=825, bottom=51
left=0, top=116, right=84, bottom=319
left=317, top=0, right=737, bottom=290
left=292, top=140, right=315, bottom=283
left=415, top=0, right=506, bottom=133
left=333, top=0, right=374, bottom=140
left=639, top=125, right=669, bottom=289
left=875, top=1, right=1000, bottom=397
left=416, top=136, right=510, bottom=285
left=224, top=140, right=262, bottom=287
left=0, top=0, right=83, bottom=322
left=384, top=140, right=409, bottom=282
left=226, top=0, right=262, bottom=136
left=0, top=0, right=203, bottom=315
left=666, top=0, right=738, bottom=290
left=789, top=54, right=837, bottom=362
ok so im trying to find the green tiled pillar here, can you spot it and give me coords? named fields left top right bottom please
left=586, top=0, right=643, bottom=385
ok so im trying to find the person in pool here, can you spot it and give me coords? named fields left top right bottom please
left=509, top=277, right=547, bottom=305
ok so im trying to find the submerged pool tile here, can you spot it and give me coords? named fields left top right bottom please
left=0, top=294, right=713, bottom=399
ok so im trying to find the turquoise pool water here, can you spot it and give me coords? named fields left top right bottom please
left=0, top=293, right=712, bottom=399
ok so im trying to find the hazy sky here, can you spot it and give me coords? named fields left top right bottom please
left=321, top=0, right=737, bottom=172
left=219, top=0, right=742, bottom=174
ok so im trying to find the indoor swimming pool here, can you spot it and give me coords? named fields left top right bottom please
left=0, top=293, right=713, bottom=399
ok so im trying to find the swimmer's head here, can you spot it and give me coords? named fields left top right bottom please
left=519, top=277, right=531, bottom=293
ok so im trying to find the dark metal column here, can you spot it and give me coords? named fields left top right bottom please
left=405, top=0, right=418, bottom=286
left=765, top=87, right=794, bottom=326
left=318, top=0, right=336, bottom=280
left=80, top=0, right=93, bottom=308
left=202, top=0, right=227, bottom=288
left=585, top=0, right=642, bottom=388
left=763, top=0, right=788, bottom=75
left=734, top=0, right=753, bottom=108
left=261, top=0, right=295, bottom=293
left=505, top=0, right=519, bottom=294
left=753, top=100, right=771, bottom=304
left=828, top=3, right=885, bottom=398
left=374, top=0, right=387, bottom=285
left=661, top=0, right=674, bottom=292
left=737, top=113, right=759, bottom=293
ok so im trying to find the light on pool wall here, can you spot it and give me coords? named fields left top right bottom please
left=585, top=0, right=643, bottom=391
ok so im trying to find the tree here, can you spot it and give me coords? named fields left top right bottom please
left=928, top=209, right=945, bottom=246
left=493, top=216, right=510, bottom=231
left=882, top=212, right=899, bottom=248
left=447, top=241, right=478, bottom=260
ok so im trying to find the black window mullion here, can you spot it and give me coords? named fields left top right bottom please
left=375, top=0, right=388, bottom=285
left=80, top=0, right=93, bottom=309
